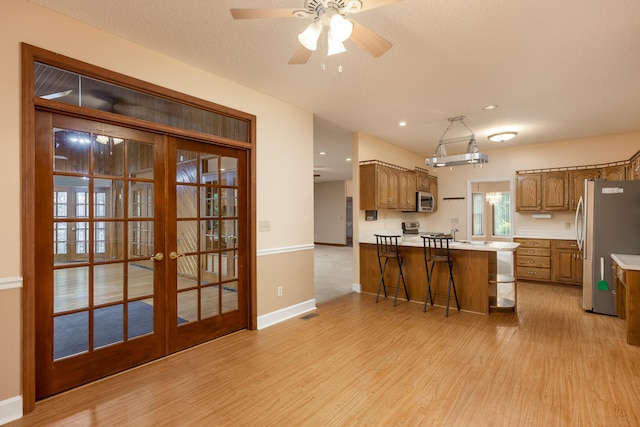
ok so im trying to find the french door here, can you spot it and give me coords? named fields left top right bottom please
left=35, top=112, right=248, bottom=398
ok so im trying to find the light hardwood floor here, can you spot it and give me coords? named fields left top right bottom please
left=10, top=281, right=640, bottom=426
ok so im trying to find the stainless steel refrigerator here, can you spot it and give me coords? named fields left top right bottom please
left=576, top=179, right=640, bottom=315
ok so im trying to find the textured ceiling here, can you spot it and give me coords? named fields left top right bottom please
left=31, top=0, right=640, bottom=181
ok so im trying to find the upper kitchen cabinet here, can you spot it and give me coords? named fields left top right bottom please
left=428, top=175, right=438, bottom=212
left=416, top=168, right=431, bottom=192
left=541, top=171, right=569, bottom=210
left=569, top=169, right=599, bottom=211
left=630, top=152, right=640, bottom=180
left=360, top=161, right=418, bottom=211
left=415, top=168, right=438, bottom=212
left=516, top=172, right=568, bottom=211
left=516, top=174, right=541, bottom=211
left=601, top=164, right=626, bottom=181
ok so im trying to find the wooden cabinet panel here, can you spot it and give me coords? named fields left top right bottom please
left=398, top=170, right=416, bottom=210
left=515, top=238, right=552, bottom=282
left=630, top=154, right=640, bottom=180
left=601, top=164, right=626, bottom=181
left=416, top=169, right=430, bottom=192
left=516, top=266, right=552, bottom=281
left=541, top=172, right=569, bottom=211
left=514, top=238, right=550, bottom=249
left=569, top=169, right=599, bottom=211
left=428, top=175, right=438, bottom=212
left=360, top=162, right=422, bottom=211
left=517, top=255, right=551, bottom=269
left=516, top=174, right=541, bottom=211
left=552, top=240, right=582, bottom=285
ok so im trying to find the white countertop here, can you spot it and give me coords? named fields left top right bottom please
left=611, top=254, right=640, bottom=271
left=359, top=232, right=519, bottom=252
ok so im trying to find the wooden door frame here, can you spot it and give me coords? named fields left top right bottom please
left=21, top=43, right=257, bottom=413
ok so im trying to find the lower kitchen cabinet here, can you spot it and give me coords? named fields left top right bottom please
left=515, top=238, right=551, bottom=281
left=552, top=240, right=582, bottom=285
left=515, top=238, right=583, bottom=286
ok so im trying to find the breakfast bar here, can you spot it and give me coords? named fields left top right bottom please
left=359, top=233, right=520, bottom=315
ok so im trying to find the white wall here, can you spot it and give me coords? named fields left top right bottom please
left=1, top=0, right=315, bottom=417
left=314, top=181, right=347, bottom=245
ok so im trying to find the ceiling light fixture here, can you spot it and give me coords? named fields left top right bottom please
left=487, top=131, right=518, bottom=142
left=425, top=116, right=489, bottom=168
left=298, top=21, right=323, bottom=50
left=483, top=105, right=497, bottom=110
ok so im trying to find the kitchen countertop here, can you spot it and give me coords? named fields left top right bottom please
left=359, top=232, right=519, bottom=252
left=611, top=254, right=640, bottom=271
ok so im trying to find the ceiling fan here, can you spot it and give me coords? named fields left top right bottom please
left=230, top=0, right=401, bottom=64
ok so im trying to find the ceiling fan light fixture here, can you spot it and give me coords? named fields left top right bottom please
left=329, top=14, right=353, bottom=42
left=327, top=33, right=347, bottom=56
left=298, top=21, right=322, bottom=50
left=488, top=131, right=518, bottom=142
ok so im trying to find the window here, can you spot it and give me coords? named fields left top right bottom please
left=492, top=192, right=511, bottom=237
left=472, top=192, right=484, bottom=236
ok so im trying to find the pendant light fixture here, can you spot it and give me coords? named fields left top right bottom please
left=425, top=116, right=489, bottom=168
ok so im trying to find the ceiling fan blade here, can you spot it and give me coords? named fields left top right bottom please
left=288, top=45, right=314, bottom=65
left=230, top=8, right=298, bottom=19
left=359, top=0, right=403, bottom=12
left=349, top=20, right=393, bottom=58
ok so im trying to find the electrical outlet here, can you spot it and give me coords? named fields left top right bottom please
left=451, top=217, right=459, bottom=224
left=565, top=222, right=571, bottom=229
left=277, top=286, right=283, bottom=297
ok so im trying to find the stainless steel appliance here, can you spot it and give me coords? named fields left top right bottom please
left=416, top=191, right=435, bottom=212
left=576, top=180, right=640, bottom=315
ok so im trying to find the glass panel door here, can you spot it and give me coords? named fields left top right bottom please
left=168, top=138, right=247, bottom=353
left=35, top=112, right=166, bottom=398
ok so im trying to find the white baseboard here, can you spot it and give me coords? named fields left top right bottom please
left=352, top=283, right=361, bottom=293
left=0, top=396, right=22, bottom=425
left=257, top=299, right=316, bottom=330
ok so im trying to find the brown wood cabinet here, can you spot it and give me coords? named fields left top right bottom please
left=613, top=259, right=640, bottom=346
left=568, top=169, right=599, bottom=211
left=515, top=174, right=542, bottom=211
left=416, top=168, right=431, bottom=192
left=515, top=238, right=551, bottom=281
left=552, top=240, right=582, bottom=285
left=360, top=162, right=423, bottom=211
left=415, top=168, right=438, bottom=212
left=629, top=153, right=640, bottom=180
left=541, top=172, right=569, bottom=210
left=428, top=175, right=438, bottom=212
left=516, top=172, right=568, bottom=211
left=601, top=164, right=626, bottom=181
left=398, top=170, right=417, bottom=211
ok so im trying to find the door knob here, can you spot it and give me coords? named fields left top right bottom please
left=169, top=251, right=184, bottom=260
left=150, top=253, right=164, bottom=262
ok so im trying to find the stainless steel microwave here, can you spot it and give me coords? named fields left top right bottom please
left=416, top=191, right=435, bottom=212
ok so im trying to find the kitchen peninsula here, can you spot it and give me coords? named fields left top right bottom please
left=359, top=234, right=520, bottom=314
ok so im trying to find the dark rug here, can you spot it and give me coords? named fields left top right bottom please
left=54, top=301, right=187, bottom=360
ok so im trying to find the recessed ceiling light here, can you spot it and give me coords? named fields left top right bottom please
left=488, top=131, right=518, bottom=142
left=346, top=158, right=352, bottom=162
left=398, top=121, right=407, bottom=127
left=483, top=105, right=497, bottom=110
left=319, top=152, right=326, bottom=155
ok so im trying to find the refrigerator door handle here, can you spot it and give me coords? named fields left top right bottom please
left=575, top=196, right=584, bottom=253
